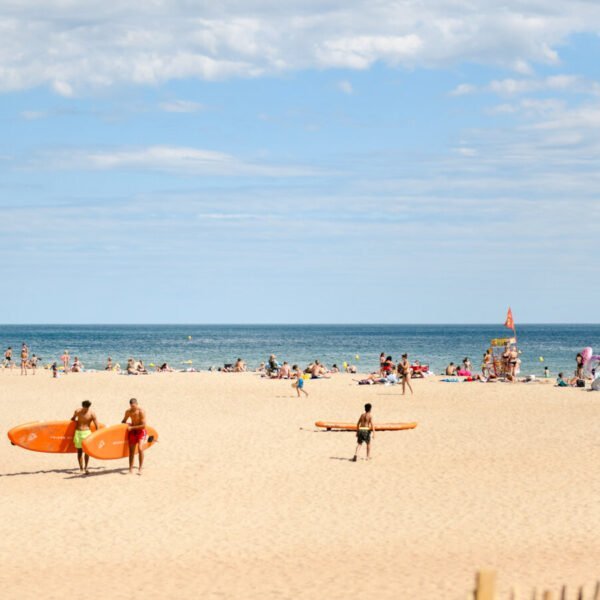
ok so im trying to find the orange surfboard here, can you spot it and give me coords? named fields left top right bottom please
left=82, top=424, right=159, bottom=460
left=7, top=420, right=104, bottom=453
left=315, top=421, right=417, bottom=431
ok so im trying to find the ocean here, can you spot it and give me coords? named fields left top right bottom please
left=0, top=324, right=598, bottom=375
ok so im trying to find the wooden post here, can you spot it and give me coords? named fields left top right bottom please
left=578, top=586, right=584, bottom=600
left=594, top=581, right=600, bottom=600
left=560, top=585, right=567, bottom=600
left=476, top=570, right=497, bottom=600
left=542, top=592, right=553, bottom=600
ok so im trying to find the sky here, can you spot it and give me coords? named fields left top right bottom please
left=1, top=1, right=599, bottom=324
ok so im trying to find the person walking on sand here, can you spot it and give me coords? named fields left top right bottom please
left=292, top=365, right=308, bottom=397
left=352, top=403, right=374, bottom=462
left=4, top=346, right=13, bottom=371
left=399, top=353, right=413, bottom=395
left=20, top=343, right=29, bottom=376
left=122, top=398, right=147, bottom=474
left=71, top=400, right=99, bottom=474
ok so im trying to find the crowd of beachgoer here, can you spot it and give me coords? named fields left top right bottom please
left=3, top=342, right=597, bottom=390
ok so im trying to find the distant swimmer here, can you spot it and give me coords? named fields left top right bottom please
left=122, top=398, right=147, bottom=474
left=352, top=403, right=374, bottom=462
left=71, top=400, right=99, bottom=474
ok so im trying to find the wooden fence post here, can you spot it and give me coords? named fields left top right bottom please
left=476, top=570, right=497, bottom=600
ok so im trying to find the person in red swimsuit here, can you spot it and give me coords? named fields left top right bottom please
left=121, top=398, right=147, bottom=474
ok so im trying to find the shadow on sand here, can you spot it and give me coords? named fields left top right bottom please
left=63, top=467, right=130, bottom=479
left=0, top=467, right=99, bottom=478
left=329, top=456, right=356, bottom=462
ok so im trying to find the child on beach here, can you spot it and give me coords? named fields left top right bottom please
left=352, top=403, right=374, bottom=462
left=292, top=365, right=308, bottom=397
left=51, top=362, right=58, bottom=378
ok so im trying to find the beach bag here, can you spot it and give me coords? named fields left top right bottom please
left=576, top=379, right=585, bottom=388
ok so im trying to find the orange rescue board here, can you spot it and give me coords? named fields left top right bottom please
left=315, top=421, right=417, bottom=432
left=7, top=420, right=104, bottom=453
left=82, top=424, right=159, bottom=460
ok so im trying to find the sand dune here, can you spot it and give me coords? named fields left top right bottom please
left=1, top=371, right=599, bottom=599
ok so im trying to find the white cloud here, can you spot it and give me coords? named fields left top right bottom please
left=159, top=100, right=204, bottom=113
left=2, top=1, right=600, bottom=93
left=20, top=110, right=46, bottom=120
left=337, top=80, right=353, bottom=95
left=453, top=74, right=600, bottom=98
left=450, top=83, right=477, bottom=96
left=31, top=145, right=323, bottom=177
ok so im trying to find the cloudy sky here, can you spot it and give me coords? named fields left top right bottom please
left=1, top=1, right=599, bottom=323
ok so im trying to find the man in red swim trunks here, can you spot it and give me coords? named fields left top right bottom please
left=121, top=398, right=147, bottom=474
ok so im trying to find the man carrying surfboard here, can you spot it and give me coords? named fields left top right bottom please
left=352, top=403, right=375, bottom=462
left=122, top=398, right=147, bottom=474
left=71, top=400, right=99, bottom=474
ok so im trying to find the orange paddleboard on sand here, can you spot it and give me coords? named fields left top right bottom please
left=82, top=424, right=159, bottom=460
left=8, top=420, right=104, bottom=453
left=315, top=421, right=417, bottom=431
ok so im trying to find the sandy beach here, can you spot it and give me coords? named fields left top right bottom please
left=1, top=371, right=599, bottom=599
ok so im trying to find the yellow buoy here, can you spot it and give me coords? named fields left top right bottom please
left=539, top=357, right=544, bottom=362
left=355, top=354, right=360, bottom=360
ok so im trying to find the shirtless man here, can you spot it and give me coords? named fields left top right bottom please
left=399, top=353, right=413, bottom=395
left=70, top=400, right=99, bottom=474
left=4, top=346, right=13, bottom=371
left=352, top=403, right=375, bottom=462
left=122, top=398, right=147, bottom=474
left=20, top=343, right=29, bottom=376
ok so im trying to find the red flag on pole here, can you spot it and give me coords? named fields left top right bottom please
left=504, top=307, right=515, bottom=331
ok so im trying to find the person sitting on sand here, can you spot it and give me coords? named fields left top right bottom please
left=233, top=358, right=246, bottom=372
left=126, top=358, right=138, bottom=375
left=105, top=357, right=113, bottom=371
left=345, top=363, right=357, bottom=374
left=71, top=357, right=83, bottom=373
left=311, top=360, right=331, bottom=379
left=277, top=361, right=291, bottom=379
left=157, top=363, right=174, bottom=372
left=330, top=364, right=340, bottom=373
left=292, top=365, right=308, bottom=397
left=136, top=360, right=148, bottom=375
left=352, top=403, right=374, bottom=462
left=266, top=355, right=279, bottom=377
left=255, top=362, right=265, bottom=373
left=122, top=398, right=147, bottom=474
left=71, top=400, right=99, bottom=474
left=446, top=362, right=457, bottom=376
left=556, top=372, right=569, bottom=387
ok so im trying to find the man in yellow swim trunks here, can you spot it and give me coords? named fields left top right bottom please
left=71, top=400, right=99, bottom=474
left=352, top=403, right=375, bottom=462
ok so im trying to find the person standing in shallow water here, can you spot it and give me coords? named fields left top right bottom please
left=353, top=403, right=374, bottom=462
left=122, top=398, right=147, bottom=474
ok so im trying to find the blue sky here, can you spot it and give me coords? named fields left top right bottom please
left=1, top=1, right=599, bottom=323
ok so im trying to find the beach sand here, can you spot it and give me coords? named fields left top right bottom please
left=1, top=371, right=600, bottom=599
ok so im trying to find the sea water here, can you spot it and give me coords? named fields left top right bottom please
left=0, top=324, right=598, bottom=375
